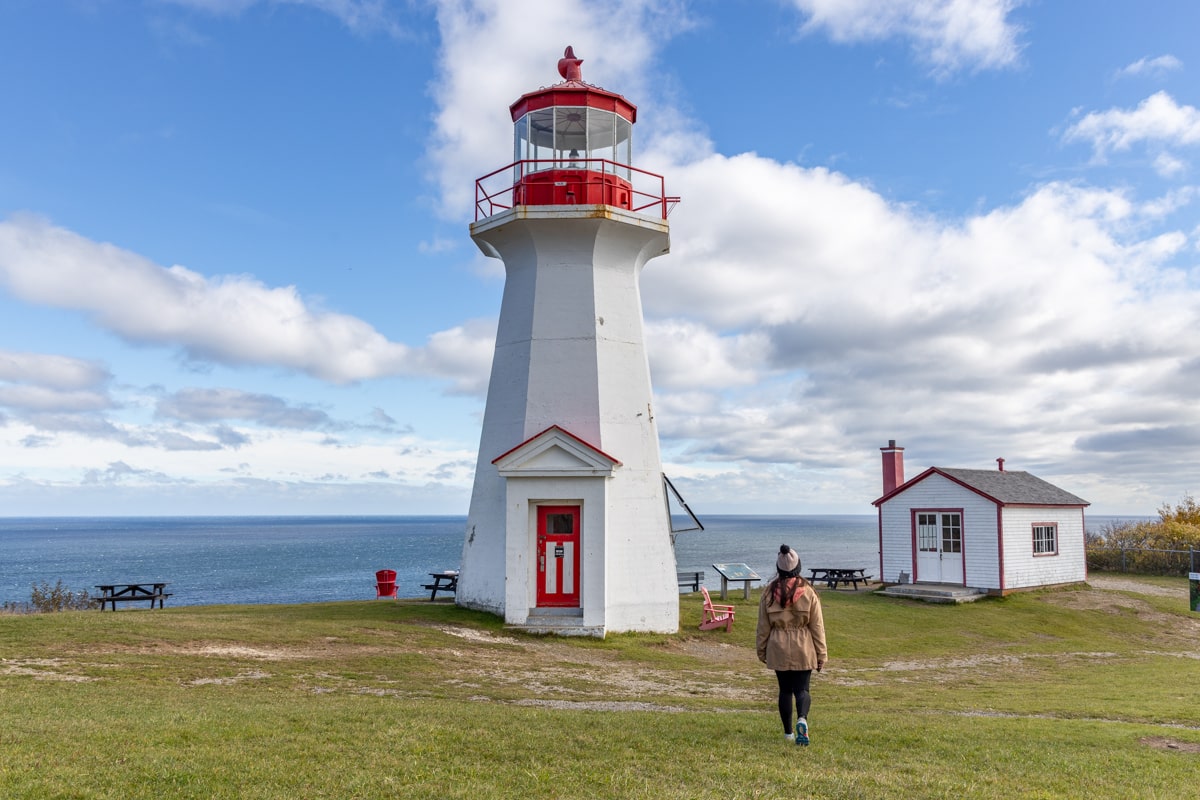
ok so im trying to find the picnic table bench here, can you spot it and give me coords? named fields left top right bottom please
left=423, top=571, right=458, bottom=601
left=808, top=568, right=872, bottom=590
left=95, top=582, right=171, bottom=610
left=677, top=570, right=705, bottom=592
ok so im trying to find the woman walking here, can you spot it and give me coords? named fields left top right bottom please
left=756, top=544, right=827, bottom=746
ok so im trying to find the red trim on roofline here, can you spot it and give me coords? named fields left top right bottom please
left=490, top=424, right=622, bottom=466
left=872, top=466, right=1089, bottom=508
left=509, top=83, right=637, bottom=123
left=873, top=470, right=945, bottom=506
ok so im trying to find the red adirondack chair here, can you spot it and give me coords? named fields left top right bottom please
left=375, top=569, right=398, bottom=599
left=698, top=586, right=735, bottom=632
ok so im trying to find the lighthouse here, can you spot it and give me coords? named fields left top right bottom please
left=457, top=47, right=680, bottom=636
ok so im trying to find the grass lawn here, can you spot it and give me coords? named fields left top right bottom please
left=2, top=574, right=1198, bottom=799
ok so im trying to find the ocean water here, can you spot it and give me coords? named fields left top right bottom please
left=0, top=514, right=881, bottom=607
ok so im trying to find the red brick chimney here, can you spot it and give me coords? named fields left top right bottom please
left=881, top=439, right=905, bottom=495
left=996, top=457, right=1005, bottom=472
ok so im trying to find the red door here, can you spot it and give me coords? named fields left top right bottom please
left=537, top=506, right=580, bottom=607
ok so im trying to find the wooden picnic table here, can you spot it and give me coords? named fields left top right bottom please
left=808, top=568, right=872, bottom=590
left=95, top=582, right=171, bottom=610
left=423, top=571, right=458, bottom=601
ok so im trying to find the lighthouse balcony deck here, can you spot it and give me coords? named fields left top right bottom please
left=475, top=158, right=678, bottom=222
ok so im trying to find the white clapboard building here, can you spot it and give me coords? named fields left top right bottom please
left=873, top=441, right=1089, bottom=594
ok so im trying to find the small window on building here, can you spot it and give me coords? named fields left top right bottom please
left=1033, top=523, right=1058, bottom=555
left=917, top=513, right=939, bottom=551
left=941, top=513, right=962, bottom=554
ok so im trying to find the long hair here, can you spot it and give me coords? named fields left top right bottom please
left=771, top=574, right=805, bottom=607
left=771, top=545, right=804, bottom=607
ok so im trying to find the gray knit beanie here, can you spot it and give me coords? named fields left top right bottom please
left=776, top=544, right=800, bottom=575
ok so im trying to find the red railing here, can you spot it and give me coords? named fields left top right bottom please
left=474, top=158, right=679, bottom=221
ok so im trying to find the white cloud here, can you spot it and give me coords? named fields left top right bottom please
left=645, top=320, right=768, bottom=390
left=1063, top=91, right=1200, bottom=162
left=0, top=385, right=113, bottom=414
left=639, top=148, right=1200, bottom=508
left=0, top=214, right=410, bottom=383
left=1137, top=187, right=1197, bottom=219
left=1115, top=54, right=1183, bottom=79
left=0, top=349, right=110, bottom=391
left=0, top=350, right=114, bottom=414
left=405, top=318, right=497, bottom=395
left=788, top=0, right=1025, bottom=75
left=155, top=388, right=335, bottom=429
left=0, top=215, right=494, bottom=388
left=427, top=0, right=690, bottom=219
left=1153, top=151, right=1188, bottom=178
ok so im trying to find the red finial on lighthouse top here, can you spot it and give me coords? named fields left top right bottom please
left=558, top=46, right=584, bottom=82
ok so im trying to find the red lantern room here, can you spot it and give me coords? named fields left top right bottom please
left=474, top=47, right=675, bottom=220
left=510, top=46, right=635, bottom=209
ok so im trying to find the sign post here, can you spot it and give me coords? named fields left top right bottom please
left=711, top=563, right=761, bottom=600
left=1190, top=573, right=1199, bottom=614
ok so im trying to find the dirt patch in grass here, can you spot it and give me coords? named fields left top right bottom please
left=438, top=626, right=520, bottom=645
left=0, top=658, right=98, bottom=682
left=1086, top=576, right=1186, bottom=598
left=1141, top=736, right=1200, bottom=754
left=187, top=670, right=272, bottom=686
left=1046, top=588, right=1168, bottom=617
left=451, top=634, right=761, bottom=703
left=112, top=640, right=394, bottom=661
left=512, top=698, right=690, bottom=712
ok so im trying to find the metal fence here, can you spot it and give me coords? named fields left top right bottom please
left=1086, top=545, right=1200, bottom=576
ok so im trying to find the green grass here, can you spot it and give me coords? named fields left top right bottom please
left=3, top=575, right=1198, bottom=799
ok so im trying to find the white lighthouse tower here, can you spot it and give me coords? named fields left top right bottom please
left=457, top=47, right=680, bottom=636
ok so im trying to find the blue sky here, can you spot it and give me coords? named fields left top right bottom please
left=1, top=0, right=1198, bottom=516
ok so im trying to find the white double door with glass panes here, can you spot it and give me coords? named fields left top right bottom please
left=916, top=511, right=964, bottom=584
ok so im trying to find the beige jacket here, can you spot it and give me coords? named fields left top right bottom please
left=756, top=577, right=828, bottom=671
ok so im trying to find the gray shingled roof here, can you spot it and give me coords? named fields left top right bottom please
left=937, top=468, right=1089, bottom=506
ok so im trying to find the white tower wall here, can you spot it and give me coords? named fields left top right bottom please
left=459, top=205, right=678, bottom=635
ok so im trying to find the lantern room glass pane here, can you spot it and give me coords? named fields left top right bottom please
left=615, top=116, right=632, bottom=178
left=515, top=106, right=634, bottom=175
left=524, top=109, right=555, bottom=172
left=586, top=111, right=616, bottom=161
left=513, top=115, right=527, bottom=162
left=512, top=114, right=528, bottom=182
left=554, top=107, right=588, bottom=167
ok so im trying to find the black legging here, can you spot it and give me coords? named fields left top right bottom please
left=775, top=669, right=812, bottom=734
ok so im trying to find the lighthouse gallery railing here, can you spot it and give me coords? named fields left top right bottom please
left=474, top=158, right=679, bottom=221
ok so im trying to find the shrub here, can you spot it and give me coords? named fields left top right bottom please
left=28, top=580, right=95, bottom=613
left=1087, top=496, right=1200, bottom=575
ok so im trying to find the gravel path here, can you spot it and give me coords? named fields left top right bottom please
left=1088, top=575, right=1187, bottom=598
